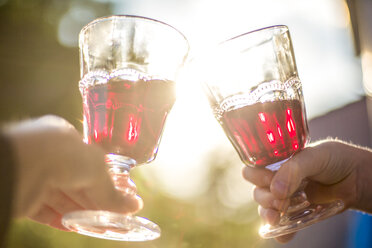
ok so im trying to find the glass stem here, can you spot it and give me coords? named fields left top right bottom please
left=105, top=154, right=136, bottom=195
left=286, top=180, right=310, bottom=213
left=278, top=180, right=312, bottom=225
left=265, top=159, right=311, bottom=225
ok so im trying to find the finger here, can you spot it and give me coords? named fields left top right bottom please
left=258, top=206, right=280, bottom=225
left=46, top=189, right=85, bottom=215
left=64, top=184, right=143, bottom=215
left=87, top=183, right=143, bottom=214
left=63, top=188, right=99, bottom=211
left=275, top=233, right=296, bottom=243
left=66, top=144, right=143, bottom=214
left=31, top=189, right=86, bottom=231
left=108, top=170, right=137, bottom=195
left=270, top=145, right=331, bottom=199
left=258, top=207, right=296, bottom=243
left=84, top=168, right=143, bottom=214
left=242, top=166, right=274, bottom=187
left=49, top=216, right=71, bottom=231
left=253, top=187, right=289, bottom=211
left=29, top=205, right=69, bottom=231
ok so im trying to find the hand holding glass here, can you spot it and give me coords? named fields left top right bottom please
left=199, top=25, right=344, bottom=238
left=62, top=15, right=189, bottom=241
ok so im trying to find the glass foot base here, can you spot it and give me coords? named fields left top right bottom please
left=62, top=210, right=160, bottom=241
left=259, top=200, right=344, bottom=239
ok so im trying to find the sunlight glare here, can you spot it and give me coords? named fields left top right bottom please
left=145, top=62, right=230, bottom=199
left=361, top=51, right=372, bottom=96
left=114, top=0, right=363, bottom=204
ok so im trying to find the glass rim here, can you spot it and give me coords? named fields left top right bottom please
left=220, top=25, right=289, bottom=45
left=79, top=14, right=189, bottom=51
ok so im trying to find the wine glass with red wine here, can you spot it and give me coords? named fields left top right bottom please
left=61, top=15, right=189, bottom=241
left=199, top=25, right=344, bottom=238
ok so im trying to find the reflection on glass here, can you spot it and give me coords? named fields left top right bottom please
left=62, top=15, right=189, bottom=242
left=200, top=25, right=344, bottom=238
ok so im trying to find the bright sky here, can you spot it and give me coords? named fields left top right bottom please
left=58, top=0, right=365, bottom=207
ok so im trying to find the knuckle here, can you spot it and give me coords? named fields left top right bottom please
left=39, top=115, right=65, bottom=123
left=262, top=173, right=273, bottom=186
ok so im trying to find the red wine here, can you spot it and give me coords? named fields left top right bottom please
left=219, top=99, right=308, bottom=167
left=81, top=73, right=175, bottom=165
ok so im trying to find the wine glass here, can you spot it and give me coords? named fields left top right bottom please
left=199, top=25, right=344, bottom=238
left=61, top=15, right=189, bottom=241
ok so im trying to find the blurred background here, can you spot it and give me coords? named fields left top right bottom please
left=1, top=0, right=371, bottom=247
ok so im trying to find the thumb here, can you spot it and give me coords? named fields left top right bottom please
left=270, top=142, right=332, bottom=199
